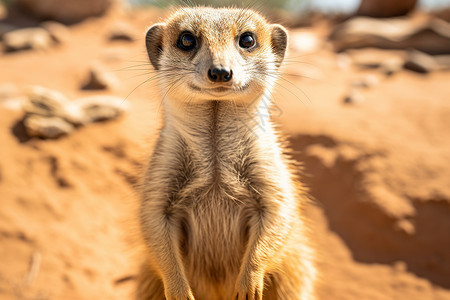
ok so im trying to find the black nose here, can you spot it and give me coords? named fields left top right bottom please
left=208, top=67, right=232, bottom=82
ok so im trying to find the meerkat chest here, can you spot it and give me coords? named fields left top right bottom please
left=167, top=126, right=263, bottom=279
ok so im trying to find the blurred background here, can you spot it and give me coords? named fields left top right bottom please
left=0, top=0, right=450, bottom=299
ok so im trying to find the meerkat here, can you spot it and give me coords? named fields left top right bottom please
left=137, top=7, right=316, bottom=300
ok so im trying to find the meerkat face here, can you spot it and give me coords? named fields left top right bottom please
left=145, top=7, right=288, bottom=104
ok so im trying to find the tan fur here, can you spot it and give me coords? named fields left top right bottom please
left=137, top=7, right=316, bottom=300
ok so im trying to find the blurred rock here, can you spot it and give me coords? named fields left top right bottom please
left=393, top=261, right=408, bottom=272
left=352, top=74, right=379, bottom=88
left=394, top=219, right=416, bottom=236
left=74, top=95, right=127, bottom=123
left=108, top=22, right=135, bottom=42
left=25, top=85, right=70, bottom=115
left=347, top=49, right=406, bottom=76
left=357, top=0, right=417, bottom=18
left=336, top=53, right=352, bottom=70
left=17, top=0, right=121, bottom=24
left=0, top=83, right=25, bottom=110
left=343, top=89, right=365, bottom=104
left=0, top=83, right=18, bottom=100
left=290, top=31, right=321, bottom=54
left=435, top=55, right=450, bottom=71
left=24, top=85, right=84, bottom=125
left=330, top=17, right=450, bottom=55
left=21, top=86, right=128, bottom=139
left=24, top=115, right=74, bottom=139
left=41, top=21, right=70, bottom=44
left=404, top=50, right=438, bottom=74
left=381, top=57, right=405, bottom=76
left=101, top=48, right=129, bottom=63
left=82, top=64, right=119, bottom=90
left=3, top=27, right=53, bottom=52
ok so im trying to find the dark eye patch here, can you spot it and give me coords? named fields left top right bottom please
left=239, top=32, right=256, bottom=49
left=177, top=32, right=197, bottom=51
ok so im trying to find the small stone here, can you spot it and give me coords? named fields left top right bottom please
left=24, top=86, right=70, bottom=115
left=24, top=115, right=74, bottom=139
left=290, top=31, right=320, bottom=54
left=82, top=64, right=119, bottom=90
left=435, top=55, right=450, bottom=71
left=343, top=89, right=365, bottom=104
left=336, top=53, right=352, bottom=70
left=0, top=83, right=25, bottom=110
left=24, top=85, right=84, bottom=125
left=381, top=57, right=404, bottom=76
left=394, top=219, right=415, bottom=236
left=73, top=95, right=128, bottom=123
left=41, top=21, right=70, bottom=44
left=404, top=50, right=438, bottom=74
left=108, top=22, right=135, bottom=42
left=352, top=74, right=379, bottom=88
left=357, top=0, right=417, bottom=18
left=16, top=0, right=119, bottom=24
left=0, top=83, right=18, bottom=99
left=3, top=27, right=53, bottom=52
left=393, top=261, right=408, bottom=272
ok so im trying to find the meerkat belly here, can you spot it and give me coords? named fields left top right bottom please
left=182, top=194, right=246, bottom=284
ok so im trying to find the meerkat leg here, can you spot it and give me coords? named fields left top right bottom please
left=140, top=201, right=194, bottom=300
left=234, top=201, right=293, bottom=300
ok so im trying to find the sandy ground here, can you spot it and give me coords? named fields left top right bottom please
left=0, top=6, right=449, bottom=300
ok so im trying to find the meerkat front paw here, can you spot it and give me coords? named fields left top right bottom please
left=234, top=271, right=264, bottom=300
left=165, top=289, right=195, bottom=300
left=164, top=279, right=195, bottom=300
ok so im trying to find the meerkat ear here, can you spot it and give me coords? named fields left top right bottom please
left=270, top=24, right=288, bottom=67
left=145, top=23, right=166, bottom=70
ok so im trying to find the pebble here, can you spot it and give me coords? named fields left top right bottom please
left=337, top=53, right=352, bottom=70
left=16, top=0, right=117, bottom=24
left=435, top=55, right=450, bottom=71
left=41, top=21, right=70, bottom=44
left=24, top=85, right=84, bottom=125
left=290, top=31, right=320, bottom=54
left=21, top=86, right=128, bottom=139
left=381, top=57, right=404, bottom=76
left=3, top=27, right=53, bottom=52
left=394, top=219, right=415, bottom=236
left=0, top=83, right=25, bottom=110
left=108, top=22, right=136, bottom=42
left=24, top=115, right=74, bottom=139
left=393, top=261, right=408, bottom=272
left=404, top=50, right=438, bottom=74
left=25, top=85, right=70, bottom=116
left=74, top=95, right=127, bottom=123
left=343, top=89, right=365, bottom=105
left=0, top=83, right=18, bottom=100
left=352, top=74, right=379, bottom=88
left=82, top=63, right=119, bottom=90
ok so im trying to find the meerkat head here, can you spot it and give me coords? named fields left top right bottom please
left=145, top=7, right=288, bottom=104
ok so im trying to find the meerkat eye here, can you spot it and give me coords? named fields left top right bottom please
left=177, top=32, right=197, bottom=51
left=239, top=32, right=256, bottom=49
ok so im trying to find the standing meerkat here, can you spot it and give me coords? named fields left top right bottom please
left=137, top=7, right=316, bottom=300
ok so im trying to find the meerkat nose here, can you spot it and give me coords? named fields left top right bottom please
left=208, top=67, right=233, bottom=83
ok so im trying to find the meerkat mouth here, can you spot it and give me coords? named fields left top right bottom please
left=188, top=83, right=249, bottom=96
